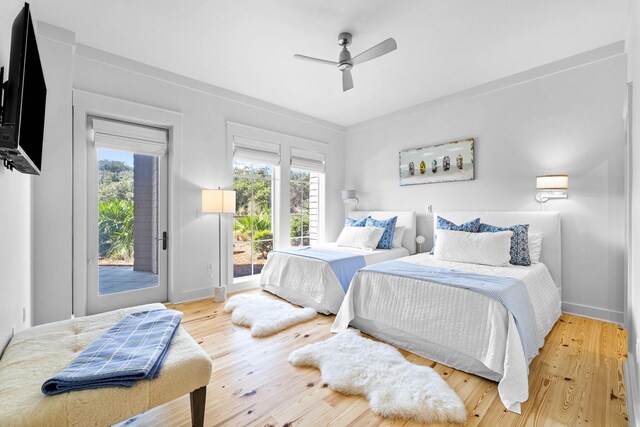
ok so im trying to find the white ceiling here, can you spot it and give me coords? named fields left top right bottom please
left=28, top=0, right=628, bottom=127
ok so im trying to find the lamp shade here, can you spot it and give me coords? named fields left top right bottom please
left=536, top=175, right=568, bottom=190
left=341, top=189, right=357, bottom=200
left=202, top=189, right=236, bottom=214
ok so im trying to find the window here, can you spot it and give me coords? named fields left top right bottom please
left=233, top=160, right=274, bottom=278
left=290, top=168, right=321, bottom=246
left=228, top=123, right=327, bottom=282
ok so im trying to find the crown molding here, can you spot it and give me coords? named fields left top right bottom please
left=36, top=21, right=75, bottom=46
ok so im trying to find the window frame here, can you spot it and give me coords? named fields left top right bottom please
left=289, top=168, right=322, bottom=247
left=232, top=160, right=275, bottom=279
left=227, top=121, right=328, bottom=285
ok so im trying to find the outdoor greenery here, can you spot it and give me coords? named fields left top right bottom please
left=290, top=214, right=309, bottom=242
left=99, top=199, right=134, bottom=261
left=234, top=164, right=272, bottom=216
left=99, top=159, right=134, bottom=262
left=232, top=164, right=315, bottom=275
left=253, top=230, right=273, bottom=259
left=290, top=169, right=311, bottom=244
left=98, top=159, right=133, bottom=202
left=234, top=209, right=272, bottom=241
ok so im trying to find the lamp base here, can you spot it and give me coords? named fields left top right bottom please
left=214, top=286, right=227, bottom=303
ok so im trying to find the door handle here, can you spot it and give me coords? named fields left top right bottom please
left=157, top=231, right=167, bottom=251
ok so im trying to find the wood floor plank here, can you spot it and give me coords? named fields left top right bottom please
left=134, top=289, right=630, bottom=426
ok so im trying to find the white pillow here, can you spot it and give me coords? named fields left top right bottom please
left=336, top=226, right=385, bottom=250
left=392, top=226, right=406, bottom=248
left=528, top=232, right=544, bottom=263
left=434, top=229, right=513, bottom=267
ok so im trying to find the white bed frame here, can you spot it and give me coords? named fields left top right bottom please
left=349, top=211, right=417, bottom=254
left=432, top=211, right=562, bottom=286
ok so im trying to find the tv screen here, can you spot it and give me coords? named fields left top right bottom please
left=0, top=3, right=47, bottom=175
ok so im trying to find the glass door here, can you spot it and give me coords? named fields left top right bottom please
left=87, top=148, right=168, bottom=314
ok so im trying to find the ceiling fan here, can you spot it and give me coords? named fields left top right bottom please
left=294, top=32, right=397, bottom=92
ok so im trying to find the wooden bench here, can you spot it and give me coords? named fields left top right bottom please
left=0, top=304, right=212, bottom=427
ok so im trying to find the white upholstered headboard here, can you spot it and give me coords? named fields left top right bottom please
left=432, top=211, right=561, bottom=286
left=349, top=211, right=417, bottom=254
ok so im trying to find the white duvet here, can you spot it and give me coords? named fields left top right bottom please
left=331, top=253, right=561, bottom=413
left=260, top=243, right=410, bottom=314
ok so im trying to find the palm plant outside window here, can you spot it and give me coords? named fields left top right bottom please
left=233, top=160, right=274, bottom=278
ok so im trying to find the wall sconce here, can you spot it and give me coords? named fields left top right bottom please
left=535, top=175, right=568, bottom=202
left=341, top=189, right=359, bottom=210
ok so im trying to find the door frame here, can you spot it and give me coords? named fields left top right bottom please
left=72, top=90, right=183, bottom=317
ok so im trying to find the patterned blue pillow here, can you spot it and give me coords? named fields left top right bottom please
left=365, top=216, right=398, bottom=249
left=478, top=223, right=531, bottom=266
left=345, top=216, right=370, bottom=227
left=436, top=216, right=481, bottom=232
left=431, top=216, right=481, bottom=253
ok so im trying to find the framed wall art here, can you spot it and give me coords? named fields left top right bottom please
left=399, top=138, right=475, bottom=186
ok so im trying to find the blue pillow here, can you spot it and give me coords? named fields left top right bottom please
left=431, top=216, right=481, bottom=253
left=436, top=216, right=481, bottom=232
left=345, top=216, right=370, bottom=227
left=478, top=223, right=531, bottom=266
left=365, top=216, right=398, bottom=249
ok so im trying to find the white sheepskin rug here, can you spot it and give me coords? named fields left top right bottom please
left=289, top=329, right=468, bottom=424
left=223, top=294, right=317, bottom=337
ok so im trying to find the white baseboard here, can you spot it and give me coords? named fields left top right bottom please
left=169, top=279, right=260, bottom=305
left=625, top=352, right=639, bottom=427
left=228, top=278, right=261, bottom=294
left=170, top=286, right=214, bottom=304
left=562, top=301, right=624, bottom=324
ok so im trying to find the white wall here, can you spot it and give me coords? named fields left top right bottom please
left=345, top=54, right=627, bottom=323
left=0, top=0, right=33, bottom=350
left=627, top=0, right=640, bottom=422
left=0, top=170, right=32, bottom=352
left=30, top=27, right=345, bottom=318
left=32, top=25, right=74, bottom=325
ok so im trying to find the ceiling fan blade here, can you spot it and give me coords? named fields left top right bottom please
left=293, top=54, right=338, bottom=66
left=342, top=69, right=354, bottom=92
left=351, top=38, right=397, bottom=65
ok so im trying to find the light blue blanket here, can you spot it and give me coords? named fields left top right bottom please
left=275, top=247, right=366, bottom=293
left=42, top=309, right=182, bottom=395
left=360, top=261, right=539, bottom=360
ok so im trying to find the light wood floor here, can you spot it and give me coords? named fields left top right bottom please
left=134, top=290, right=628, bottom=426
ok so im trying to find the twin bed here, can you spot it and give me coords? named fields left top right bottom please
left=260, top=211, right=416, bottom=314
left=260, top=210, right=562, bottom=413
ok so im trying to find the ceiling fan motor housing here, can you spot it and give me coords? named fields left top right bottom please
left=338, top=32, right=353, bottom=70
left=338, top=48, right=352, bottom=70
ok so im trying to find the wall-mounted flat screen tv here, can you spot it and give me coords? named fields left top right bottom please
left=0, top=3, right=47, bottom=175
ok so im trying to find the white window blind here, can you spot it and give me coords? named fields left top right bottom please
left=290, top=147, right=325, bottom=173
left=233, top=136, right=281, bottom=165
left=92, top=117, right=168, bottom=157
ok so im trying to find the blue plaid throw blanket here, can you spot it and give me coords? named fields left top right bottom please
left=42, top=309, right=182, bottom=395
